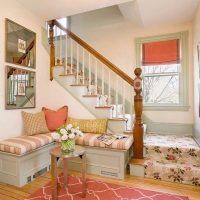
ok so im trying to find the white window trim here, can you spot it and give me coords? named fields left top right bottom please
left=135, top=31, right=189, bottom=111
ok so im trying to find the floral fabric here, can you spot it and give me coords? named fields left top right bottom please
left=144, top=133, right=200, bottom=186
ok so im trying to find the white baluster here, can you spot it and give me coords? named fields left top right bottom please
left=88, top=53, right=91, bottom=86
left=108, top=70, right=111, bottom=105
left=82, top=48, right=85, bottom=84
left=101, top=63, right=104, bottom=95
left=55, top=26, right=57, bottom=65
left=95, top=59, right=98, bottom=94
left=115, top=75, right=118, bottom=118
left=65, top=33, right=68, bottom=74
left=123, top=81, right=125, bottom=118
left=60, top=29, right=62, bottom=65
left=70, top=39, right=73, bottom=73
left=76, top=43, right=79, bottom=84
left=130, top=85, right=133, bottom=126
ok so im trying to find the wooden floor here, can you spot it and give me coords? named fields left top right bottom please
left=0, top=169, right=199, bottom=200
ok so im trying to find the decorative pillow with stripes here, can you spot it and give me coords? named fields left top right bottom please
left=22, top=111, right=49, bottom=136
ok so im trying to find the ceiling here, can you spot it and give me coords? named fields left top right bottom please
left=119, top=0, right=200, bottom=27
left=16, top=0, right=200, bottom=27
left=16, top=0, right=133, bottom=20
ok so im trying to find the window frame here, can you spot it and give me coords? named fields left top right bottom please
left=135, top=31, right=189, bottom=111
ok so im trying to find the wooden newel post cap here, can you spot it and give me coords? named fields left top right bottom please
left=133, top=67, right=142, bottom=93
left=134, top=67, right=142, bottom=77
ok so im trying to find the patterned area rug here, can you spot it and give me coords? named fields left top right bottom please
left=26, top=175, right=189, bottom=200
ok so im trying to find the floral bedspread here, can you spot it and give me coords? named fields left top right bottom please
left=144, top=133, right=200, bottom=186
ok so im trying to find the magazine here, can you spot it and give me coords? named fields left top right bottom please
left=97, top=133, right=128, bottom=145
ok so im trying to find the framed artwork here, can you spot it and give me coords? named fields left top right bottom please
left=17, top=81, right=26, bottom=96
left=5, top=18, right=36, bottom=68
left=5, top=66, right=36, bottom=109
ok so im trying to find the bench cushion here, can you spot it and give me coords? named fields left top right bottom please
left=75, top=133, right=133, bottom=150
left=0, top=133, right=54, bottom=155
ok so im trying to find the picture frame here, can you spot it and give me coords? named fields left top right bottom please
left=5, top=66, right=36, bottom=109
left=5, top=18, right=36, bottom=68
left=17, top=81, right=26, bottom=96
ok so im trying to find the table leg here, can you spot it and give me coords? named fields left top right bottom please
left=63, top=158, right=68, bottom=188
left=51, top=155, right=58, bottom=200
left=81, top=154, right=86, bottom=198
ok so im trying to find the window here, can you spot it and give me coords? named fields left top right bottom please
left=135, top=32, right=189, bottom=111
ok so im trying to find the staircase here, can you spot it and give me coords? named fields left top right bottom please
left=47, top=19, right=144, bottom=139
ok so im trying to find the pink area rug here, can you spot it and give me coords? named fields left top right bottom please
left=26, top=175, right=189, bottom=200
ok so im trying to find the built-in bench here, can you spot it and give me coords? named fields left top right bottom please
left=0, top=133, right=56, bottom=187
left=0, top=132, right=133, bottom=187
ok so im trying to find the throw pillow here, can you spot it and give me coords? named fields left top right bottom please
left=22, top=111, right=49, bottom=136
left=67, top=117, right=108, bottom=134
left=42, top=106, right=68, bottom=131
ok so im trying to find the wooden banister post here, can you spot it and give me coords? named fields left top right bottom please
left=48, top=20, right=55, bottom=81
left=133, top=67, right=143, bottom=159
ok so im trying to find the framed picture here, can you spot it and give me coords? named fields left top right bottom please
left=5, top=66, right=36, bottom=109
left=5, top=18, right=36, bottom=68
left=17, top=81, right=26, bottom=96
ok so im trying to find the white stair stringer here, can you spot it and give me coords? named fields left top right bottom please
left=53, top=66, right=127, bottom=133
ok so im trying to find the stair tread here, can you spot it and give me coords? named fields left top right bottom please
left=70, top=84, right=88, bottom=86
left=95, top=106, right=113, bottom=109
left=82, top=94, right=98, bottom=97
left=60, top=73, right=76, bottom=76
left=108, top=117, right=128, bottom=121
left=54, top=64, right=65, bottom=67
left=129, top=158, right=145, bottom=166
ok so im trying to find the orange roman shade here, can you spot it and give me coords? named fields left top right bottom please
left=142, top=39, right=180, bottom=66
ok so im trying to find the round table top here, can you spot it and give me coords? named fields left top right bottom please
left=50, top=145, right=86, bottom=159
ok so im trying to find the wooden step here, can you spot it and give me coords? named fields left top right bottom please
left=82, top=94, right=98, bottom=97
left=129, top=159, right=145, bottom=166
left=54, top=64, right=65, bottom=67
left=59, top=73, right=76, bottom=76
left=108, top=117, right=128, bottom=122
left=70, top=84, right=88, bottom=87
left=95, top=106, right=113, bottom=109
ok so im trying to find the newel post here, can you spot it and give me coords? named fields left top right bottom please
left=48, top=20, right=55, bottom=81
left=133, top=68, right=143, bottom=159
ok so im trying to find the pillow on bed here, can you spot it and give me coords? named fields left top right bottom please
left=22, top=111, right=49, bottom=136
left=66, top=117, right=108, bottom=134
left=42, top=106, right=68, bottom=131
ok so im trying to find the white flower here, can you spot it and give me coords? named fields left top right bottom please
left=69, top=133, right=75, bottom=139
left=52, top=132, right=60, bottom=140
left=76, top=126, right=80, bottom=130
left=66, top=124, right=72, bottom=130
left=77, top=130, right=83, bottom=137
left=61, top=134, right=68, bottom=141
left=60, top=128, right=67, bottom=135
left=71, top=128, right=76, bottom=134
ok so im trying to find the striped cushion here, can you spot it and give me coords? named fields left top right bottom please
left=75, top=133, right=133, bottom=150
left=0, top=133, right=54, bottom=155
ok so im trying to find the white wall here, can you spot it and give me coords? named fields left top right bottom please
left=0, top=0, right=93, bottom=140
left=193, top=3, right=200, bottom=143
left=71, top=6, right=194, bottom=125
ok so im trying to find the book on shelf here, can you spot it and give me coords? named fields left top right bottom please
left=97, top=133, right=128, bottom=145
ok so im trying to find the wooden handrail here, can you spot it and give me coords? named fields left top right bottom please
left=51, top=20, right=134, bottom=86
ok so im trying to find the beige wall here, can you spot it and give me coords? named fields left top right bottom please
left=193, top=3, right=200, bottom=143
left=71, top=6, right=194, bottom=125
left=0, top=0, right=93, bottom=140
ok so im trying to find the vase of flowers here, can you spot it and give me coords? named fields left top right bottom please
left=52, top=124, right=83, bottom=153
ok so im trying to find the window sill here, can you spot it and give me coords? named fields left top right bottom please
left=143, top=105, right=190, bottom=111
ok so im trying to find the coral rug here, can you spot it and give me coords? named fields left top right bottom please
left=26, top=175, right=189, bottom=200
